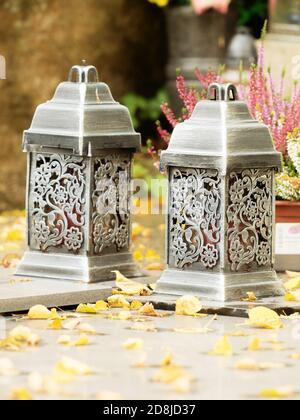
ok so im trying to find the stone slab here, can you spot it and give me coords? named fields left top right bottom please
left=1, top=267, right=298, bottom=319
left=135, top=293, right=300, bottom=319
left=0, top=267, right=115, bottom=314
left=1, top=310, right=300, bottom=400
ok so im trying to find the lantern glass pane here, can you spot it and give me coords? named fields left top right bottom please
left=227, top=168, right=274, bottom=272
left=168, top=167, right=222, bottom=271
left=28, top=153, right=87, bottom=254
left=92, top=152, right=131, bottom=256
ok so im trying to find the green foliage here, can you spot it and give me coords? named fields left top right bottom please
left=122, top=89, right=168, bottom=130
left=235, top=0, right=268, bottom=27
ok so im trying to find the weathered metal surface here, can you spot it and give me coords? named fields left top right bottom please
left=16, top=65, right=142, bottom=283
left=157, top=83, right=284, bottom=302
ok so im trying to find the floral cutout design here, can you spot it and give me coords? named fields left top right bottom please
left=227, top=169, right=273, bottom=271
left=30, top=154, right=86, bottom=253
left=92, top=154, right=131, bottom=255
left=169, top=168, right=221, bottom=269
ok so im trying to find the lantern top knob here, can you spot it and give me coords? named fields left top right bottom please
left=208, top=83, right=238, bottom=102
left=68, top=63, right=99, bottom=84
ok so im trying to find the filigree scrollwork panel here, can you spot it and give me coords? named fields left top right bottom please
left=227, top=169, right=274, bottom=271
left=169, top=168, right=222, bottom=270
left=92, top=154, right=131, bottom=255
left=30, top=154, right=86, bottom=253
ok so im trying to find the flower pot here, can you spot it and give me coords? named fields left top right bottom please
left=165, top=5, right=236, bottom=110
left=275, top=200, right=300, bottom=271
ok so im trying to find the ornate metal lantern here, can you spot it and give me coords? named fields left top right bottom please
left=16, top=64, right=141, bottom=283
left=157, top=83, right=284, bottom=301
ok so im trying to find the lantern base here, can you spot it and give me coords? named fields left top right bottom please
left=156, top=269, right=284, bottom=302
left=15, top=251, right=144, bottom=284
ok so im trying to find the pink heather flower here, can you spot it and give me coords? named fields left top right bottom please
left=192, top=0, right=231, bottom=15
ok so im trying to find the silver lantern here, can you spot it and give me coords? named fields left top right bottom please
left=157, top=83, right=284, bottom=302
left=16, top=64, right=141, bottom=283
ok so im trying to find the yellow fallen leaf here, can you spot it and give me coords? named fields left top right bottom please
left=26, top=333, right=40, bottom=347
left=138, top=302, right=160, bottom=317
left=228, top=331, right=250, bottom=337
left=145, top=262, right=165, bottom=271
left=77, top=323, right=97, bottom=335
left=107, top=295, right=130, bottom=309
left=28, top=305, right=54, bottom=320
left=284, top=278, right=300, bottom=291
left=122, top=338, right=144, bottom=351
left=153, top=364, right=193, bottom=388
left=131, top=301, right=143, bottom=310
left=235, top=359, right=285, bottom=371
left=9, top=326, right=32, bottom=341
left=48, top=319, right=63, bottom=330
left=285, top=291, right=300, bottom=302
left=55, top=357, right=92, bottom=376
left=259, top=387, right=294, bottom=399
left=266, top=334, right=280, bottom=344
left=141, top=228, right=152, bottom=239
left=130, top=323, right=157, bottom=333
left=0, top=358, right=19, bottom=376
left=9, top=387, right=33, bottom=400
left=113, top=271, right=151, bottom=296
left=176, top=296, right=202, bottom=316
left=76, top=303, right=97, bottom=314
left=133, top=250, right=144, bottom=262
left=132, top=223, right=143, bottom=238
left=118, top=311, right=132, bottom=321
left=161, top=350, right=173, bottom=367
left=74, top=334, right=90, bottom=347
left=63, top=319, right=81, bottom=330
left=1, top=253, right=21, bottom=269
left=57, top=335, right=72, bottom=345
left=0, top=337, right=21, bottom=352
left=9, top=326, right=40, bottom=347
left=248, top=336, right=262, bottom=352
left=290, top=354, right=300, bottom=360
left=235, top=359, right=260, bottom=371
left=248, top=307, right=283, bottom=330
left=95, top=300, right=109, bottom=311
left=271, top=343, right=287, bottom=352
left=210, top=336, right=233, bottom=357
left=243, top=292, right=258, bottom=302
left=6, top=229, right=24, bottom=242
left=145, top=249, right=160, bottom=260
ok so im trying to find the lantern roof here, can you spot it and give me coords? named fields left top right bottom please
left=161, top=83, right=282, bottom=175
left=23, top=64, right=141, bottom=155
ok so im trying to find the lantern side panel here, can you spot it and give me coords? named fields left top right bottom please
left=168, top=167, right=222, bottom=272
left=28, top=153, right=87, bottom=255
left=91, top=152, right=131, bottom=256
left=226, top=168, right=274, bottom=273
